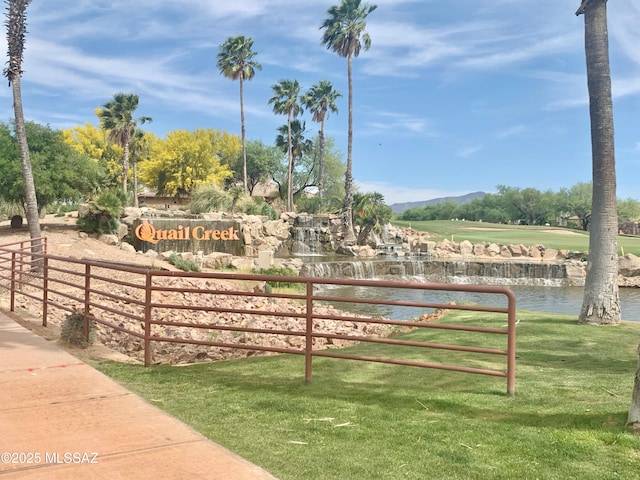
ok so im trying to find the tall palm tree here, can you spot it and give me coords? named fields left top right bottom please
left=268, top=79, right=302, bottom=212
left=321, top=0, right=377, bottom=245
left=129, top=128, right=150, bottom=208
left=217, top=35, right=262, bottom=194
left=97, top=93, right=152, bottom=197
left=275, top=119, right=313, bottom=175
left=4, top=0, right=41, bottom=249
left=301, top=80, right=341, bottom=201
left=575, top=0, right=620, bottom=326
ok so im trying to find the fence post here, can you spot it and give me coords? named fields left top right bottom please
left=506, top=289, right=517, bottom=396
left=42, top=257, right=49, bottom=327
left=10, top=252, right=16, bottom=312
left=305, top=280, right=313, bottom=383
left=144, top=271, right=152, bottom=367
left=83, top=264, right=91, bottom=340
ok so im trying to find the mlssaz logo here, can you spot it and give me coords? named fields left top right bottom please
left=135, top=221, right=240, bottom=243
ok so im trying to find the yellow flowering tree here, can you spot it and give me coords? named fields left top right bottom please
left=138, top=129, right=238, bottom=197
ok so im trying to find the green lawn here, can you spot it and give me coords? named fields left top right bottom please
left=95, top=310, right=640, bottom=480
left=391, top=219, right=640, bottom=256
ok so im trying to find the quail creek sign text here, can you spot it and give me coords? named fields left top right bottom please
left=135, top=221, right=240, bottom=245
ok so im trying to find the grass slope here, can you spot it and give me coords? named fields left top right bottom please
left=392, top=220, right=640, bottom=256
left=96, top=311, right=640, bottom=480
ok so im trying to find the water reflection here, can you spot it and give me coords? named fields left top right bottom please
left=318, top=284, right=640, bottom=322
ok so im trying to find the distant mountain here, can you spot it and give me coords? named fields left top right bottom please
left=390, top=191, right=486, bottom=214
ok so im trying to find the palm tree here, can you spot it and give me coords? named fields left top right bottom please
left=353, top=191, right=392, bottom=246
left=129, top=128, right=150, bottom=208
left=97, top=93, right=152, bottom=197
left=4, top=0, right=42, bottom=250
left=275, top=120, right=313, bottom=202
left=575, top=0, right=620, bottom=326
left=268, top=79, right=302, bottom=212
left=301, top=81, right=341, bottom=201
left=321, top=0, right=377, bottom=245
left=217, top=36, right=262, bottom=194
left=275, top=120, right=313, bottom=165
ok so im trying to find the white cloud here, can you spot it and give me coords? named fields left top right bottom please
left=362, top=112, right=433, bottom=136
left=609, top=0, right=640, bottom=66
left=456, top=146, right=482, bottom=158
left=496, top=125, right=527, bottom=139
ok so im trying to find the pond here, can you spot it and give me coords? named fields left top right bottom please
left=317, top=283, right=640, bottom=322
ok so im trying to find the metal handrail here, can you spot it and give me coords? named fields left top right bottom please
left=0, top=238, right=517, bottom=394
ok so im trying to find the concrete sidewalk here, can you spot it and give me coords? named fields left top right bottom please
left=0, top=312, right=278, bottom=479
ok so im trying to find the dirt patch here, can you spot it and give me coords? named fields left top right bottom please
left=541, top=229, right=582, bottom=235
left=3, top=308, right=140, bottom=364
left=464, top=226, right=583, bottom=236
left=463, top=227, right=507, bottom=231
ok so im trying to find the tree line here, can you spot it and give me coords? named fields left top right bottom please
left=399, top=183, right=640, bottom=228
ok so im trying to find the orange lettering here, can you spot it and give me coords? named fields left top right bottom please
left=193, top=226, right=205, bottom=240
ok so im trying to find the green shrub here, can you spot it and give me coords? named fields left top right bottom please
left=52, top=203, right=79, bottom=216
left=77, top=189, right=125, bottom=234
left=0, top=200, right=24, bottom=219
left=168, top=254, right=200, bottom=272
left=190, top=185, right=232, bottom=214
left=241, top=198, right=277, bottom=219
left=60, top=312, right=95, bottom=348
left=252, top=266, right=299, bottom=289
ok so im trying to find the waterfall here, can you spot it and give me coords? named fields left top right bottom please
left=300, top=258, right=570, bottom=286
left=289, top=214, right=334, bottom=256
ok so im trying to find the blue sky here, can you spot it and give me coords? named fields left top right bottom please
left=1, top=0, right=639, bottom=205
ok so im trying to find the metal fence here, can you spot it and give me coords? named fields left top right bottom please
left=0, top=237, right=517, bottom=394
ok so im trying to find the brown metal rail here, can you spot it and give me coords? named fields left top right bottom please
left=0, top=238, right=517, bottom=395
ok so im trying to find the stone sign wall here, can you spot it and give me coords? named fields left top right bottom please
left=130, top=217, right=243, bottom=256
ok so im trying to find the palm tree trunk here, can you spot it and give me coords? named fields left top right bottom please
left=287, top=111, right=294, bottom=212
left=318, top=120, right=325, bottom=200
left=578, top=0, right=620, bottom=325
left=343, top=54, right=356, bottom=245
left=132, top=153, right=139, bottom=208
left=12, top=75, right=42, bottom=252
left=240, top=76, right=248, bottom=194
left=122, top=128, right=130, bottom=195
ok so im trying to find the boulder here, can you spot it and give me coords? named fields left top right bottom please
left=472, top=243, right=486, bottom=256
left=202, top=252, right=233, bottom=269
left=485, top=243, right=500, bottom=257
left=619, top=253, right=640, bottom=277
left=98, top=234, right=119, bottom=246
left=120, top=242, right=136, bottom=253
left=117, top=223, right=129, bottom=240
left=263, top=220, right=291, bottom=240
left=459, top=240, right=473, bottom=256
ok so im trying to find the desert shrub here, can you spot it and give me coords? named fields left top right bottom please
left=168, top=254, right=200, bottom=272
left=0, top=200, right=24, bottom=222
left=52, top=203, right=79, bottom=217
left=233, top=195, right=256, bottom=214
left=60, top=312, right=95, bottom=348
left=252, top=266, right=299, bottom=289
left=238, top=197, right=277, bottom=219
left=190, top=185, right=232, bottom=214
left=77, top=189, right=125, bottom=234
left=296, top=196, right=324, bottom=214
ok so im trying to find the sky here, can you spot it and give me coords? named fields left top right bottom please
left=0, top=0, right=639, bottom=206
